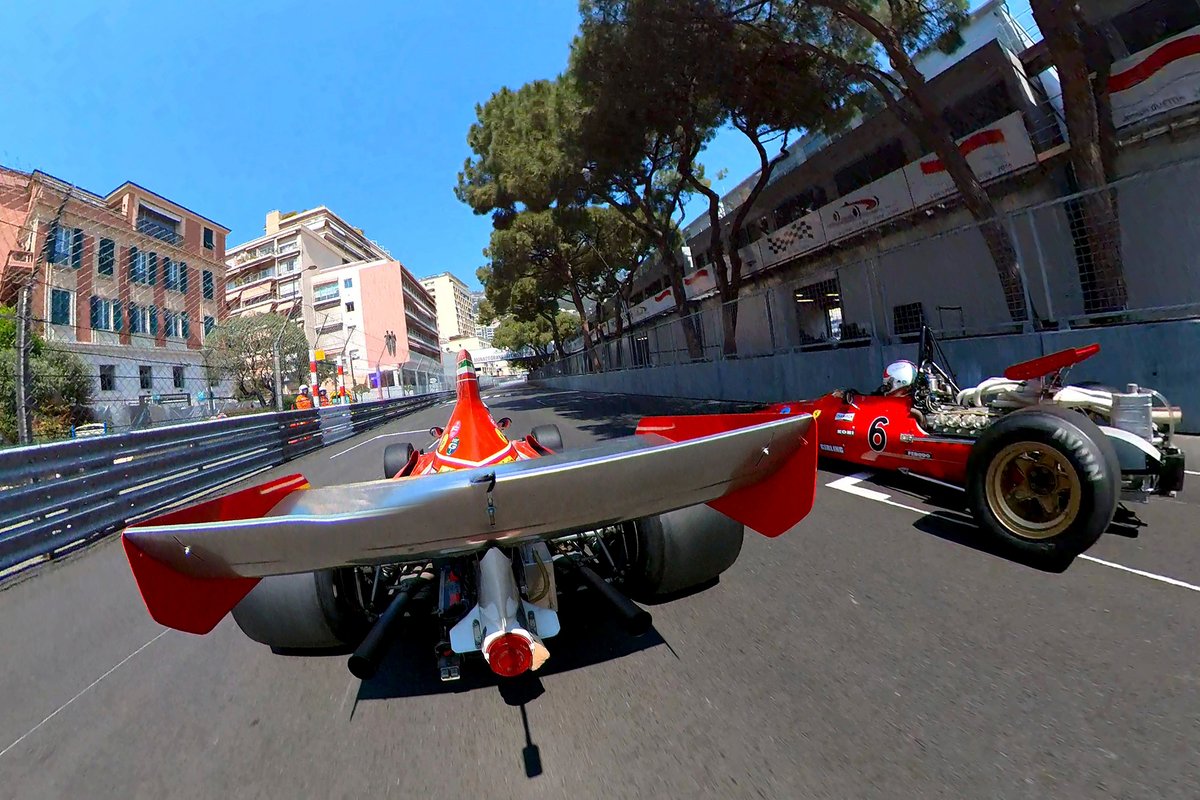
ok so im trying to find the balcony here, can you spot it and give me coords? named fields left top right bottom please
left=137, top=217, right=183, bottom=246
left=233, top=243, right=277, bottom=265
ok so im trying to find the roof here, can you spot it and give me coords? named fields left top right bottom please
left=105, top=181, right=231, bottom=232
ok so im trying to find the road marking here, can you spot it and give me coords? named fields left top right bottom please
left=328, top=429, right=429, bottom=460
left=1185, top=470, right=1200, bottom=476
left=826, top=472, right=1200, bottom=594
left=0, top=629, right=169, bottom=760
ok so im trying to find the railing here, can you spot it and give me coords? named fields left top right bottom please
left=0, top=391, right=451, bottom=578
left=136, top=217, right=183, bottom=246
left=534, top=154, right=1200, bottom=379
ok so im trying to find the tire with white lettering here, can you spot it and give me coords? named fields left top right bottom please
left=967, top=406, right=1119, bottom=567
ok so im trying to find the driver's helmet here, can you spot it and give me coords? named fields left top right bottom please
left=882, top=360, right=917, bottom=395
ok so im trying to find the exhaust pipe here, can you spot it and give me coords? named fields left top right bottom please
left=348, top=576, right=430, bottom=680
left=575, top=563, right=652, bottom=636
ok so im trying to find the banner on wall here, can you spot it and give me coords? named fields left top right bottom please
left=819, top=169, right=915, bottom=243
left=760, top=210, right=828, bottom=268
left=904, top=111, right=1037, bottom=209
left=1108, top=23, right=1200, bottom=129
left=682, top=266, right=716, bottom=299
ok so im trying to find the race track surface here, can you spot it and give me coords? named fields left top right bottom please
left=2, top=385, right=1198, bottom=799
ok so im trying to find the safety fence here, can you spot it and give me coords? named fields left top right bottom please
left=0, top=391, right=451, bottom=578
left=536, top=153, right=1200, bottom=378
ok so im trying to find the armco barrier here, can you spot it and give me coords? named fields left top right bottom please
left=0, top=392, right=451, bottom=576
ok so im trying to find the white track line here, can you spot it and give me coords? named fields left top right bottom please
left=1185, top=470, right=1200, bottom=477
left=328, top=429, right=429, bottom=460
left=826, top=472, right=1200, bottom=594
left=0, top=629, right=169, bottom=760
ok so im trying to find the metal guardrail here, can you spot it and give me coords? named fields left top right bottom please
left=0, top=391, right=452, bottom=577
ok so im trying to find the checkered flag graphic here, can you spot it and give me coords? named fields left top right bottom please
left=765, top=219, right=814, bottom=256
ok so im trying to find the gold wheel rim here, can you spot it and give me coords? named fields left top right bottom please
left=984, top=441, right=1082, bottom=540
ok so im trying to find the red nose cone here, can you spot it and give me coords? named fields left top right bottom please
left=458, top=348, right=472, bottom=362
left=485, top=633, right=533, bottom=678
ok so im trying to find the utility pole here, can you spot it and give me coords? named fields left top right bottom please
left=14, top=282, right=33, bottom=445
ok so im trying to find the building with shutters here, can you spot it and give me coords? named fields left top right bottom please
left=0, top=167, right=231, bottom=407
left=225, top=208, right=442, bottom=395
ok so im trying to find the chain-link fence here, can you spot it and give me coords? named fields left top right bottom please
left=537, top=153, right=1200, bottom=379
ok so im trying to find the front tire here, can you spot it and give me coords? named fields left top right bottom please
left=626, top=504, right=744, bottom=597
left=383, top=442, right=416, bottom=479
left=530, top=424, right=564, bottom=452
left=232, top=570, right=369, bottom=651
left=967, top=407, right=1119, bottom=566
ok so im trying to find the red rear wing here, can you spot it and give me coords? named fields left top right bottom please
left=1003, top=344, right=1100, bottom=382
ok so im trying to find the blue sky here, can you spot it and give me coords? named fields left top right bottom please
left=0, top=0, right=1032, bottom=291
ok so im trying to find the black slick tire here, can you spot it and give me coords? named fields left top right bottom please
left=627, top=504, right=744, bottom=598
left=232, top=570, right=369, bottom=652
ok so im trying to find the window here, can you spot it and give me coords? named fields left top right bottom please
left=203, top=227, right=215, bottom=250
left=99, top=365, right=116, bottom=392
left=50, top=226, right=72, bottom=264
left=834, top=139, right=908, bottom=197
left=793, top=278, right=845, bottom=344
left=50, top=289, right=72, bottom=325
left=89, top=296, right=122, bottom=332
left=139, top=365, right=153, bottom=391
left=130, top=248, right=158, bottom=285
left=163, top=310, right=189, bottom=339
left=129, top=303, right=150, bottom=334
left=164, top=257, right=178, bottom=290
left=345, top=301, right=355, bottom=312
left=164, top=310, right=176, bottom=338
left=942, top=81, right=1014, bottom=140
left=203, top=315, right=215, bottom=335
left=173, top=366, right=185, bottom=389
left=136, top=206, right=181, bottom=245
left=1111, top=0, right=1200, bottom=55
left=279, top=279, right=299, bottom=298
left=343, top=278, right=353, bottom=289
left=313, top=281, right=340, bottom=304
left=892, top=302, right=926, bottom=337
left=98, top=238, right=115, bottom=276
left=279, top=257, right=298, bottom=273
left=773, top=186, right=828, bottom=229
left=202, top=270, right=214, bottom=299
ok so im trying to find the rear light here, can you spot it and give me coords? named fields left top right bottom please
left=485, top=632, right=533, bottom=678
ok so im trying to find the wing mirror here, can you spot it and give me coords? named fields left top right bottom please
left=842, top=389, right=858, bottom=408
left=497, top=417, right=512, bottom=430
left=429, top=426, right=444, bottom=437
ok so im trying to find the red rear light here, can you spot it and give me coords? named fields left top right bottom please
left=485, top=633, right=533, bottom=678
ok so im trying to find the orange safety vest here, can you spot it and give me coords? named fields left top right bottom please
left=294, top=394, right=313, bottom=410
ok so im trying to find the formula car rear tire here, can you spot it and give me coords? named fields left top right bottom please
left=967, top=406, right=1119, bottom=567
left=530, top=424, right=563, bottom=452
left=383, top=442, right=416, bottom=479
left=627, top=504, right=744, bottom=598
left=232, top=569, right=369, bottom=652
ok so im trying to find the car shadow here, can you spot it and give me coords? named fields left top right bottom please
left=353, top=585, right=668, bottom=702
left=820, top=458, right=1144, bottom=574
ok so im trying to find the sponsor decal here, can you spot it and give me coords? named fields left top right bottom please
left=905, top=450, right=932, bottom=460
left=918, top=129, right=1006, bottom=175
left=836, top=428, right=855, bottom=437
left=834, top=412, right=855, bottom=422
left=654, top=289, right=672, bottom=302
left=899, top=433, right=915, bottom=443
left=778, top=405, right=792, bottom=415
left=447, top=420, right=461, bottom=439
left=456, top=356, right=475, bottom=376
left=683, top=268, right=710, bottom=285
left=446, top=437, right=460, bottom=455
left=1107, top=25, right=1200, bottom=128
left=819, top=443, right=845, bottom=455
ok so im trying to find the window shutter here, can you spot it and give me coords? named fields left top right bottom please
left=71, top=229, right=84, bottom=269
left=113, top=300, right=123, bottom=332
left=90, top=296, right=101, bottom=329
left=181, top=313, right=190, bottom=339
left=180, top=263, right=188, bottom=294
left=148, top=253, right=158, bottom=285
left=128, top=303, right=139, bottom=333
left=150, top=307, right=159, bottom=336
left=129, top=246, right=139, bottom=281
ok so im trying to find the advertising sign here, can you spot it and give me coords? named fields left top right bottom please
left=904, top=111, right=1037, bottom=208
left=1108, top=24, right=1200, bottom=129
left=760, top=210, right=829, bottom=268
left=819, top=169, right=915, bottom=243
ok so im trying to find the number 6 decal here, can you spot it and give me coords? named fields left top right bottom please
left=868, top=416, right=888, bottom=452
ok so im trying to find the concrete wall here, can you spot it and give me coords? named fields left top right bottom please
left=538, top=320, right=1200, bottom=433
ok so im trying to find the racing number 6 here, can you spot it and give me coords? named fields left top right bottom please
left=868, top=416, right=888, bottom=452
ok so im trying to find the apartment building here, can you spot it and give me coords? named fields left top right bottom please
left=225, top=208, right=441, bottom=393
left=419, top=271, right=477, bottom=342
left=0, top=167, right=231, bottom=405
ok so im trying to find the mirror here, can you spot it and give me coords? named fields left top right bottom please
left=497, top=417, right=512, bottom=430
left=429, top=426, right=444, bottom=437
left=842, top=389, right=857, bottom=407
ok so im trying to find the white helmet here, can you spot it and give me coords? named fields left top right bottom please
left=882, top=360, right=917, bottom=395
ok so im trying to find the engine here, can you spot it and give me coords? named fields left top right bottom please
left=923, top=406, right=995, bottom=437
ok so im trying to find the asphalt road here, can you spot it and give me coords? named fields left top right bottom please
left=1, top=385, right=1198, bottom=799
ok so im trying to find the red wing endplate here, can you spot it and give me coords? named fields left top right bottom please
left=635, top=412, right=818, bottom=537
left=123, top=474, right=309, bottom=634
left=1003, top=344, right=1100, bottom=381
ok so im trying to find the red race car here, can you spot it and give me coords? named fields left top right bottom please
left=122, top=351, right=817, bottom=682
left=769, top=327, right=1184, bottom=566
